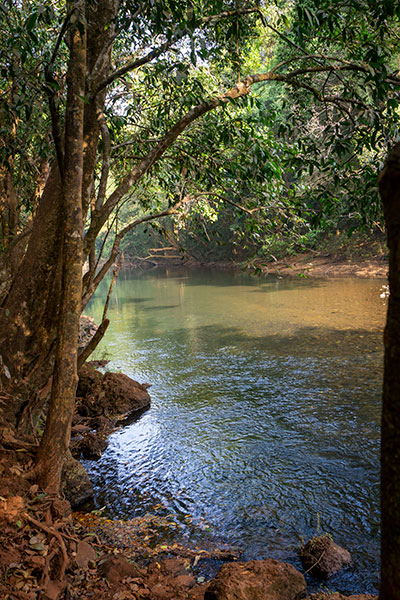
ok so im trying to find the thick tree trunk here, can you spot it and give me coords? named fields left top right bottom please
left=0, top=0, right=118, bottom=408
left=35, top=1, right=87, bottom=492
left=379, top=142, right=400, bottom=600
left=0, top=165, right=64, bottom=393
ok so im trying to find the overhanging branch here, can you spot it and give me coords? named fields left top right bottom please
left=84, top=61, right=397, bottom=258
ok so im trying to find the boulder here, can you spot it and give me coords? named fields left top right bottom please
left=299, top=535, right=352, bottom=578
left=77, top=364, right=151, bottom=418
left=75, top=431, right=108, bottom=460
left=204, top=559, right=306, bottom=600
left=61, top=450, right=93, bottom=508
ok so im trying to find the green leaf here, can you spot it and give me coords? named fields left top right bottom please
left=25, top=12, right=38, bottom=31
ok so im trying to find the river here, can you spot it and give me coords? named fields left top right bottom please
left=85, top=267, right=387, bottom=594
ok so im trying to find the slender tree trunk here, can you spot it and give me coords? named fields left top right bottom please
left=379, top=142, right=400, bottom=600
left=0, top=162, right=18, bottom=248
left=36, top=1, right=87, bottom=492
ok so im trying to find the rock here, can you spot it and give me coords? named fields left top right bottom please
left=299, top=536, right=352, bottom=578
left=71, top=424, right=92, bottom=434
left=61, top=450, right=93, bottom=508
left=0, top=495, right=24, bottom=523
left=156, top=558, right=189, bottom=577
left=98, top=555, right=140, bottom=585
left=50, top=497, right=71, bottom=520
left=151, top=583, right=170, bottom=599
left=76, top=431, right=109, bottom=460
left=75, top=540, right=96, bottom=569
left=45, top=579, right=66, bottom=600
left=88, top=359, right=109, bottom=368
left=174, top=574, right=196, bottom=588
left=71, top=415, right=116, bottom=460
left=77, top=364, right=103, bottom=401
left=79, top=316, right=98, bottom=351
left=77, top=364, right=151, bottom=418
left=204, top=559, right=306, bottom=600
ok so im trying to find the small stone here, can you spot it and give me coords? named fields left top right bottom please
left=174, top=574, right=196, bottom=588
left=75, top=540, right=96, bottom=569
left=98, top=555, right=140, bottom=585
left=299, top=535, right=352, bottom=578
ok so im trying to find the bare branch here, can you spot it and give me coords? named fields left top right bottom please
left=270, top=54, right=353, bottom=74
left=92, top=38, right=175, bottom=97
left=189, top=191, right=259, bottom=215
left=43, top=8, right=77, bottom=180
left=82, top=198, right=190, bottom=308
left=202, top=7, right=260, bottom=24
left=102, top=252, right=123, bottom=322
left=48, top=8, right=75, bottom=67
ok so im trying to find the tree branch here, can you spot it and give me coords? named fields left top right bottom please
left=96, top=111, right=111, bottom=210
left=85, top=62, right=382, bottom=258
left=82, top=198, right=190, bottom=308
left=78, top=318, right=109, bottom=369
left=92, top=7, right=262, bottom=97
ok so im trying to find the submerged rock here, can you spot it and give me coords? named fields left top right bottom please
left=299, top=535, right=352, bottom=578
left=204, top=558, right=306, bottom=600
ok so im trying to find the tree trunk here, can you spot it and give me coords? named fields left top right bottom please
left=0, top=0, right=118, bottom=411
left=379, top=141, right=400, bottom=599
left=35, top=1, right=86, bottom=492
left=0, top=164, right=64, bottom=395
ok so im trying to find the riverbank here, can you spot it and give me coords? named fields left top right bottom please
left=253, top=251, right=388, bottom=279
left=0, top=450, right=378, bottom=600
left=253, top=230, right=388, bottom=279
left=124, top=232, right=388, bottom=280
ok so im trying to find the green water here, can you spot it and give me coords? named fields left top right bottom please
left=85, top=268, right=386, bottom=594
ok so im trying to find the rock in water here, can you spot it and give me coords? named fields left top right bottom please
left=299, top=535, right=352, bottom=578
left=77, top=364, right=151, bottom=417
left=61, top=450, right=93, bottom=508
left=204, top=559, right=306, bottom=600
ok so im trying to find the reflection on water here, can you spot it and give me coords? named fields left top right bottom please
left=85, top=268, right=386, bottom=594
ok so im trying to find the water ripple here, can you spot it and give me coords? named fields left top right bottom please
left=86, top=270, right=384, bottom=595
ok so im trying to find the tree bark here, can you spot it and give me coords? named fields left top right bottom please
left=379, top=141, right=400, bottom=599
left=0, top=0, right=118, bottom=402
left=0, top=164, right=64, bottom=392
left=35, top=1, right=87, bottom=493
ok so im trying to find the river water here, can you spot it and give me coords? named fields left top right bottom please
left=85, top=268, right=387, bottom=594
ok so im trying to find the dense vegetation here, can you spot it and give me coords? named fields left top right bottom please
left=0, top=0, right=400, bottom=597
